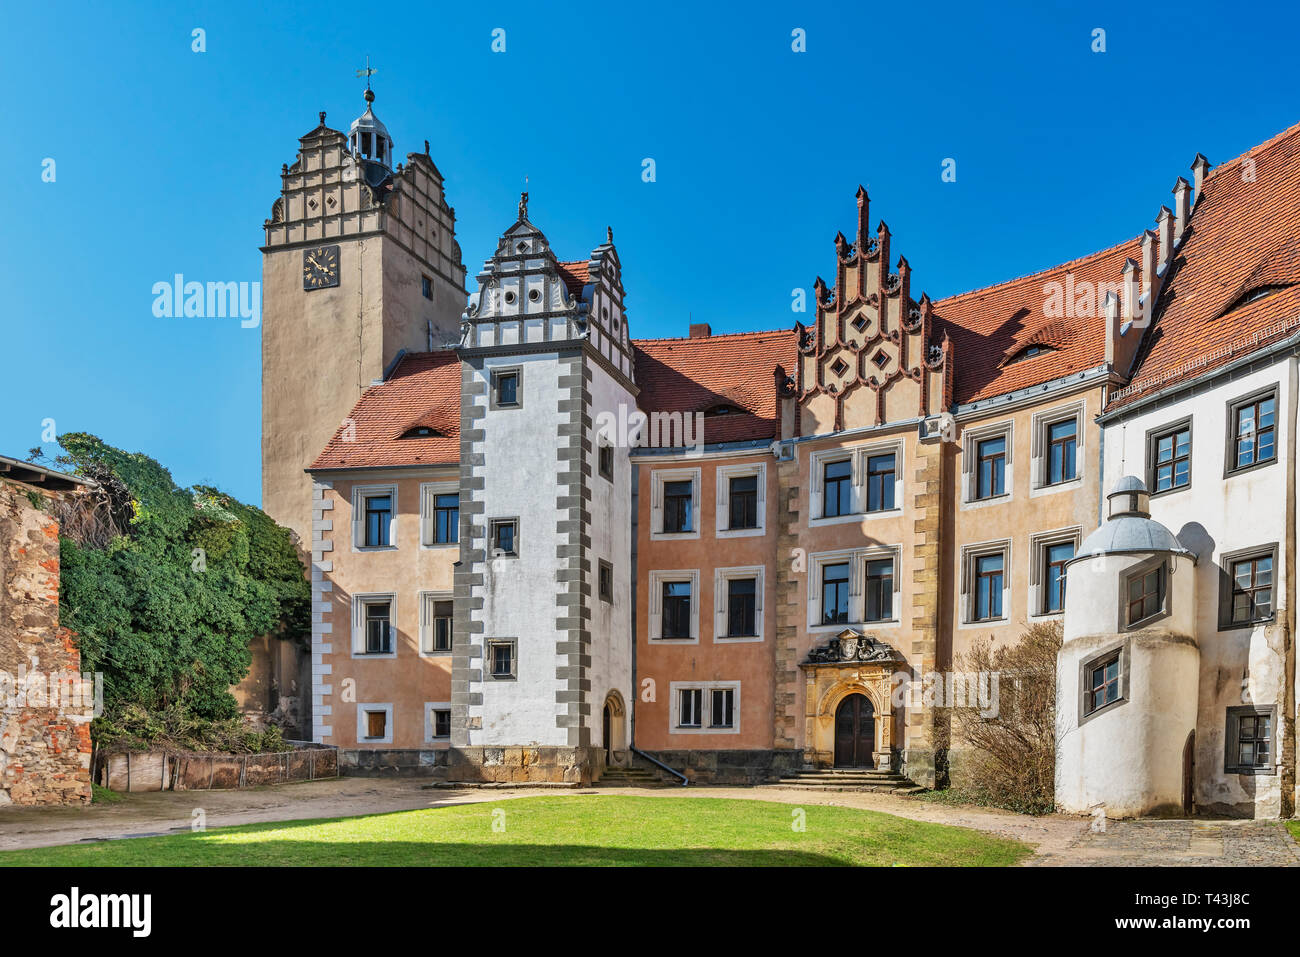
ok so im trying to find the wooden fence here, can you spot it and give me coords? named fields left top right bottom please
left=100, top=746, right=338, bottom=792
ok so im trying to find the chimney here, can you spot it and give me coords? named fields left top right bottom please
left=1155, top=206, right=1174, bottom=271
left=1191, top=153, right=1210, bottom=207
left=689, top=323, right=712, bottom=338
left=1172, top=177, right=1191, bottom=245
left=1140, top=230, right=1157, bottom=319
left=1103, top=290, right=1120, bottom=366
left=1121, top=257, right=1140, bottom=326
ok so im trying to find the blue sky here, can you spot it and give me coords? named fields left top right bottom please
left=3, top=0, right=1296, bottom=506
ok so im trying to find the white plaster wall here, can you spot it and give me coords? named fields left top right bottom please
left=1058, top=553, right=1199, bottom=817
left=469, top=352, right=568, bottom=747
left=1101, top=358, right=1291, bottom=816
left=586, top=360, right=635, bottom=749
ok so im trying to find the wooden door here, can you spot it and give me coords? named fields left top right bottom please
left=834, top=694, right=875, bottom=768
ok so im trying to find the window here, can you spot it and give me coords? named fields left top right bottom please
left=421, top=275, right=432, bottom=300
left=362, top=599, right=392, bottom=654
left=357, top=703, right=393, bottom=743
left=420, top=595, right=453, bottom=654
left=1045, top=419, right=1077, bottom=485
left=1221, top=545, right=1276, bottom=627
left=362, top=492, right=392, bottom=547
left=823, top=459, right=853, bottom=517
left=1226, top=706, right=1274, bottom=774
left=974, top=553, right=1004, bottom=621
left=864, top=558, right=894, bottom=622
left=487, top=639, right=517, bottom=679
left=599, top=559, right=613, bottom=603
left=1228, top=387, right=1277, bottom=473
left=490, top=518, right=518, bottom=557
left=1125, top=562, right=1165, bottom=627
left=1147, top=420, right=1191, bottom=493
left=490, top=367, right=522, bottom=410
left=661, top=581, right=693, bottom=638
left=728, top=474, right=758, bottom=529
left=726, top=577, right=757, bottom=637
left=710, top=688, right=735, bottom=729
left=431, top=709, right=451, bottom=739
left=420, top=485, right=459, bottom=546
left=1044, top=542, right=1073, bottom=613
left=598, top=443, right=614, bottom=482
left=663, top=480, right=694, bottom=533
left=976, top=437, right=1006, bottom=499
left=865, top=453, right=895, bottom=512
left=821, top=562, right=850, bottom=625
left=1086, top=654, right=1121, bottom=715
left=678, top=688, right=702, bottom=728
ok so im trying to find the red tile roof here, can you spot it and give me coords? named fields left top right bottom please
left=556, top=260, right=590, bottom=300
left=1107, top=120, right=1300, bottom=410
left=932, top=237, right=1141, bottom=405
left=633, top=330, right=797, bottom=443
left=310, top=351, right=461, bottom=470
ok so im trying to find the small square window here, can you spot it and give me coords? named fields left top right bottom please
left=599, top=560, right=614, bottom=603
left=830, top=357, right=849, bottom=377
left=872, top=350, right=889, bottom=369
left=491, top=368, right=522, bottom=409
left=421, top=275, right=433, bottom=300
left=432, top=709, right=451, bottom=739
left=1226, top=706, right=1274, bottom=774
left=599, top=444, right=614, bottom=481
left=365, top=710, right=387, bottom=740
left=487, top=639, right=517, bottom=679
left=490, top=518, right=518, bottom=557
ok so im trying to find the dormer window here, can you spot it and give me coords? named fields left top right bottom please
left=705, top=404, right=735, bottom=416
left=1008, top=343, right=1055, bottom=364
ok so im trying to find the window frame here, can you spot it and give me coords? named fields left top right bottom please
left=489, top=517, right=519, bottom=558
left=1120, top=554, right=1170, bottom=631
left=669, top=681, right=741, bottom=734
left=1144, top=416, right=1193, bottom=497
left=352, top=483, right=398, bottom=551
left=489, top=365, right=523, bottom=411
left=716, top=462, right=766, bottom=537
left=808, top=440, right=904, bottom=525
left=1224, top=384, right=1279, bottom=477
left=1028, top=527, right=1082, bottom=618
left=486, top=638, right=518, bottom=680
left=648, top=569, right=700, bottom=644
left=713, top=565, right=764, bottom=642
left=598, top=559, right=614, bottom=604
left=352, top=593, right=398, bottom=659
left=650, top=468, right=702, bottom=541
left=1078, top=642, right=1129, bottom=725
left=1224, top=705, right=1276, bottom=775
left=424, top=701, right=452, bottom=744
left=597, top=442, right=615, bottom=483
left=418, top=591, right=454, bottom=657
left=959, top=540, right=1011, bottom=626
left=357, top=702, right=393, bottom=744
left=961, top=421, right=1013, bottom=506
left=419, top=481, right=459, bottom=548
left=1218, top=543, right=1278, bottom=630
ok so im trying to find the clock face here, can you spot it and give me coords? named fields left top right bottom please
left=302, top=245, right=340, bottom=290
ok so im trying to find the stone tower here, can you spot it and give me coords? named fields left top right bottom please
left=449, top=195, right=637, bottom=784
left=261, top=85, right=467, bottom=546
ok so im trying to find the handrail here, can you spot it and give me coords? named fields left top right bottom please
left=632, top=747, right=688, bottom=786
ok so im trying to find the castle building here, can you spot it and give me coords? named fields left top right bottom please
left=259, top=89, right=1300, bottom=812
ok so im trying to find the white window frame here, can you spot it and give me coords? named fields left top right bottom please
left=669, top=681, right=741, bottom=734
left=808, top=439, right=904, bottom=526
left=650, top=467, right=702, bottom=541
left=961, top=420, right=1014, bottom=508
left=806, top=546, right=901, bottom=632
left=1030, top=401, right=1085, bottom=496
left=357, top=702, right=393, bottom=744
left=352, top=483, right=399, bottom=550
left=959, top=539, right=1012, bottom=626
left=1028, top=526, right=1082, bottom=619
left=424, top=701, right=452, bottom=744
left=419, top=481, right=459, bottom=548
left=418, top=590, right=454, bottom=656
left=713, top=565, right=765, bottom=642
left=648, top=569, right=700, bottom=643
left=352, top=592, right=398, bottom=658
left=715, top=462, right=767, bottom=537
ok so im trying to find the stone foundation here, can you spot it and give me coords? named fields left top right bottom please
left=341, top=745, right=606, bottom=784
left=636, top=749, right=803, bottom=785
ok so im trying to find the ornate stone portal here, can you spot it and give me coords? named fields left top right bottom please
left=800, top=630, right=905, bottom=770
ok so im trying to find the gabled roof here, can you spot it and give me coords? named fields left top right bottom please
left=633, top=330, right=797, bottom=444
left=932, top=238, right=1141, bottom=405
left=1107, top=120, right=1300, bottom=411
left=310, top=351, right=461, bottom=471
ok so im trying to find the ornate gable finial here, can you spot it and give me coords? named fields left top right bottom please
left=424, top=139, right=430, bottom=156
left=607, top=226, right=614, bottom=244
left=319, top=111, right=326, bottom=126
left=518, top=191, right=529, bottom=220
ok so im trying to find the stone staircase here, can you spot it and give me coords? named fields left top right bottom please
left=596, top=762, right=681, bottom=788
left=765, top=767, right=925, bottom=794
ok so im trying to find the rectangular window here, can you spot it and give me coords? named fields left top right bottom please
left=1046, top=419, right=1077, bottom=485
left=823, top=460, right=853, bottom=517
left=976, top=437, right=1006, bottom=499
left=1231, top=391, right=1276, bottom=471
left=421, top=596, right=453, bottom=654
left=1044, top=542, right=1074, bottom=614
left=432, top=493, right=458, bottom=544
left=663, top=480, right=694, bottom=533
left=598, top=444, right=614, bottom=482
left=363, top=600, right=392, bottom=654
left=661, top=581, right=693, bottom=638
left=490, top=519, right=518, bottom=556
left=488, top=640, right=516, bottom=679
left=421, top=275, right=432, bottom=300
left=432, top=709, right=450, bottom=739
left=1126, top=565, right=1164, bottom=626
left=1150, top=423, right=1191, bottom=492
left=1087, top=654, right=1121, bottom=715
left=1230, top=553, right=1274, bottom=624
left=1226, top=707, right=1274, bottom=773
left=678, top=688, right=702, bottom=728
left=728, top=475, right=759, bottom=529
left=365, top=710, right=387, bottom=739
left=710, top=688, right=735, bottom=729
left=865, top=453, right=895, bottom=512
left=974, top=553, right=1004, bottom=621
left=726, top=577, right=757, bottom=637
left=491, top=368, right=521, bottom=409
left=599, top=560, right=613, bottom=603
left=821, top=562, right=850, bottom=625
left=864, top=558, right=894, bottom=622
left=363, top=493, right=392, bottom=547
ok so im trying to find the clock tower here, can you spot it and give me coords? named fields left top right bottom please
left=260, top=86, right=467, bottom=547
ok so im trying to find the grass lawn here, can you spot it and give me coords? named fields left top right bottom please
left=1286, top=822, right=1300, bottom=844
left=0, top=795, right=1032, bottom=867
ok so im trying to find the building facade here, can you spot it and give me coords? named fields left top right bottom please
left=259, top=90, right=1300, bottom=814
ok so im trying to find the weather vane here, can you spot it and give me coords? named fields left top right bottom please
left=356, top=56, right=377, bottom=91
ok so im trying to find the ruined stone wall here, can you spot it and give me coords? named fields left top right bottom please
left=0, top=482, right=93, bottom=806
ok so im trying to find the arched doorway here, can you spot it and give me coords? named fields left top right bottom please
left=603, top=702, right=613, bottom=764
left=834, top=694, right=875, bottom=768
left=601, top=691, right=627, bottom=766
left=1182, top=730, right=1195, bottom=816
